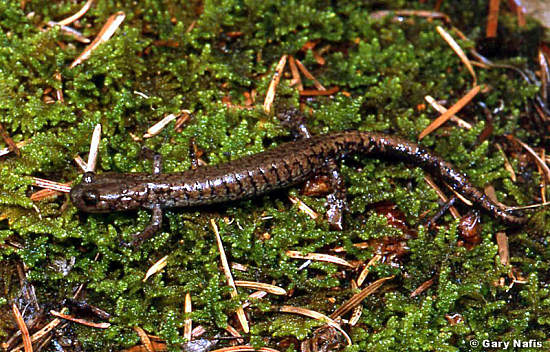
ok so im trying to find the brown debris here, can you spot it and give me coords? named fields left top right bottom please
left=30, top=188, right=64, bottom=201
left=536, top=149, right=547, bottom=203
left=330, top=275, right=393, bottom=319
left=496, top=232, right=509, bottom=266
left=224, top=324, right=244, bottom=345
left=53, top=71, right=64, bottom=102
left=10, top=317, right=63, bottom=352
left=174, top=110, right=192, bottom=131
left=484, top=185, right=510, bottom=211
left=348, top=280, right=362, bottom=326
left=74, top=154, right=88, bottom=172
left=87, top=124, right=101, bottom=171
left=0, top=122, right=20, bottom=156
left=300, top=325, right=347, bottom=352
left=47, top=21, right=91, bottom=44
left=0, top=139, right=28, bottom=157
left=457, top=212, right=482, bottom=249
left=445, top=313, right=464, bottom=326
left=123, top=341, right=167, bottom=352
left=410, top=278, right=435, bottom=298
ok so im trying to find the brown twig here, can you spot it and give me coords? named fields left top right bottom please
left=211, top=219, right=249, bottom=333
left=436, top=26, right=477, bottom=85
left=330, top=276, right=394, bottom=319
left=144, top=114, right=177, bottom=138
left=234, top=281, right=287, bottom=295
left=70, top=11, right=126, bottom=68
left=263, top=55, right=287, bottom=114
left=424, top=96, right=472, bottom=129
left=486, top=0, right=500, bottom=38
left=299, top=86, right=339, bottom=96
left=288, top=56, right=303, bottom=91
left=50, top=310, right=111, bottom=328
left=419, top=85, right=480, bottom=140
left=57, top=0, right=95, bottom=26
left=32, top=178, right=71, bottom=193
left=12, top=304, right=33, bottom=352
left=357, top=254, right=381, bottom=286
left=288, top=195, right=318, bottom=219
left=184, top=293, right=192, bottom=342
left=143, top=255, right=168, bottom=282
left=285, top=250, right=355, bottom=268
left=294, top=59, right=325, bottom=91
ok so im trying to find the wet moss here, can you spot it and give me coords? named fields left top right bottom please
left=0, top=0, right=549, bottom=351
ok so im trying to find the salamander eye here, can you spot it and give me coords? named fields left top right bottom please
left=82, top=190, right=99, bottom=206
left=82, top=172, right=95, bottom=184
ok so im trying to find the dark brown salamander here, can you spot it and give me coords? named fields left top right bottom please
left=70, top=131, right=526, bottom=245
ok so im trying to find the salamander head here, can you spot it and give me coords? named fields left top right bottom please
left=70, top=172, right=141, bottom=213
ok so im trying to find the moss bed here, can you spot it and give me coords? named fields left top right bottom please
left=0, top=0, right=549, bottom=351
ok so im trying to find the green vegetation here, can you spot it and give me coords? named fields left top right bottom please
left=0, top=0, right=549, bottom=351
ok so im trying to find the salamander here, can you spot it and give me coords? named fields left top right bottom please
left=70, top=130, right=526, bottom=246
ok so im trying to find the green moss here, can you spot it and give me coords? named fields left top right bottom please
left=0, top=0, right=549, bottom=351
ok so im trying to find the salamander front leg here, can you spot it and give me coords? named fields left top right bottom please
left=124, top=148, right=163, bottom=247
left=325, top=160, right=347, bottom=231
left=140, top=147, right=163, bottom=174
left=129, top=204, right=163, bottom=247
left=277, top=108, right=311, bottom=139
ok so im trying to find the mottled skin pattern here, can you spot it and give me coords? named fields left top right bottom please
left=70, top=131, right=526, bottom=226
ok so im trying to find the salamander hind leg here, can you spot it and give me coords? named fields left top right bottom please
left=127, top=204, right=163, bottom=247
left=303, top=159, right=348, bottom=230
left=324, top=160, right=348, bottom=231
